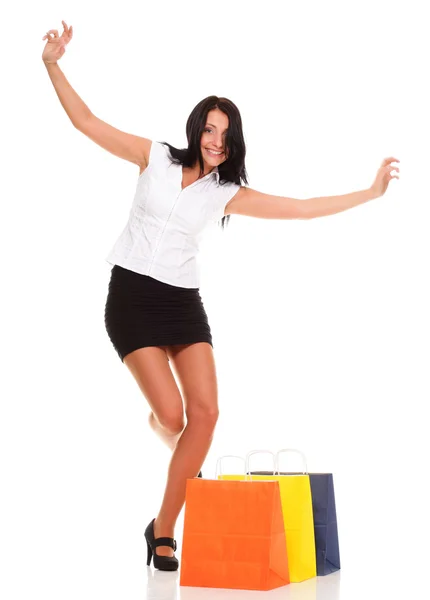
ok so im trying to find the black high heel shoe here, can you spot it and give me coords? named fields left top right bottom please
left=144, top=518, right=179, bottom=571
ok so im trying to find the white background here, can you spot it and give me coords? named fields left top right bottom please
left=1, top=1, right=429, bottom=599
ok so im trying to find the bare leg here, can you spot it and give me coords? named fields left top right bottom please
left=123, top=343, right=218, bottom=559
left=153, top=342, right=218, bottom=558
left=153, top=411, right=217, bottom=556
left=148, top=411, right=184, bottom=451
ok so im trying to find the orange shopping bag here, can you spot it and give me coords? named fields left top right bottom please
left=180, top=456, right=290, bottom=591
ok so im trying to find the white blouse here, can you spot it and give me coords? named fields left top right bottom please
left=106, top=141, right=241, bottom=288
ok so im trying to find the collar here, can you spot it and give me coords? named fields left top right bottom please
left=211, top=165, right=220, bottom=184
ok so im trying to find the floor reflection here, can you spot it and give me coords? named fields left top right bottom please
left=146, top=567, right=179, bottom=600
left=146, top=568, right=341, bottom=600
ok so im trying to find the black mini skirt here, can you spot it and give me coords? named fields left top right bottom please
left=104, top=265, right=213, bottom=362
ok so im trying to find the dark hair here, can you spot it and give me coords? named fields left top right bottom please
left=161, top=95, right=248, bottom=229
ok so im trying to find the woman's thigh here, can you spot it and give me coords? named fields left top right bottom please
left=166, top=342, right=219, bottom=420
left=123, top=346, right=185, bottom=428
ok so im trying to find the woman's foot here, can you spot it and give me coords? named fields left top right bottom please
left=145, top=518, right=178, bottom=571
left=153, top=518, right=175, bottom=558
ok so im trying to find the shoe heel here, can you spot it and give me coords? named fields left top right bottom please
left=146, top=540, right=153, bottom=566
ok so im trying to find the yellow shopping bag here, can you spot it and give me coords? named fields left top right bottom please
left=218, top=450, right=317, bottom=583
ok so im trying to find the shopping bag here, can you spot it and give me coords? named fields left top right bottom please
left=180, top=455, right=290, bottom=591
left=308, top=472, right=341, bottom=575
left=252, top=449, right=341, bottom=576
left=220, top=450, right=317, bottom=583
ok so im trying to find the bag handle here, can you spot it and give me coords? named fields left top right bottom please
left=215, top=455, right=246, bottom=479
left=215, top=452, right=276, bottom=482
left=275, top=448, right=308, bottom=474
left=245, top=450, right=277, bottom=480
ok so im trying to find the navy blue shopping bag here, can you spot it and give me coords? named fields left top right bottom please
left=250, top=470, right=341, bottom=576
left=307, top=473, right=341, bottom=575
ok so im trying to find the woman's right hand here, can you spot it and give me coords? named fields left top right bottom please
left=42, top=20, right=73, bottom=65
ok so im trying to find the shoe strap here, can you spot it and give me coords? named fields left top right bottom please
left=153, top=537, right=177, bottom=551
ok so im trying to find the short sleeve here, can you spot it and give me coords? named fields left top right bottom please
left=147, top=141, right=170, bottom=168
left=211, top=182, right=241, bottom=222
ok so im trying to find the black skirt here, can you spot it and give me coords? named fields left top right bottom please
left=104, top=265, right=213, bottom=362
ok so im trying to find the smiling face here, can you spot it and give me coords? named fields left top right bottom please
left=200, top=108, right=229, bottom=169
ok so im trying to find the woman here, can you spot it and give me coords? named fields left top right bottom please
left=42, top=21, right=400, bottom=572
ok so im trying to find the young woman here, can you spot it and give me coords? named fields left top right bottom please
left=42, top=21, right=400, bottom=572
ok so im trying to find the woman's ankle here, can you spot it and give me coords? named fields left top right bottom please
left=154, top=516, right=175, bottom=537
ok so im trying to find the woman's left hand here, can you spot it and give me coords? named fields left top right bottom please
left=370, top=157, right=400, bottom=198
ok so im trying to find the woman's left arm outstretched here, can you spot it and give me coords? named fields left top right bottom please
left=225, top=156, right=400, bottom=220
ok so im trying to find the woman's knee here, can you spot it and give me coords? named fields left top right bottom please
left=150, top=410, right=185, bottom=436
left=186, top=404, right=219, bottom=430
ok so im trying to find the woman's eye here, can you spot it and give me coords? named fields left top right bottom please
left=205, top=128, right=212, bottom=133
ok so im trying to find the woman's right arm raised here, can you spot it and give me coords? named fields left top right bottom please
left=42, top=21, right=151, bottom=172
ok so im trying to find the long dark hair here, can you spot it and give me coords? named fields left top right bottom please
left=161, top=95, right=248, bottom=229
